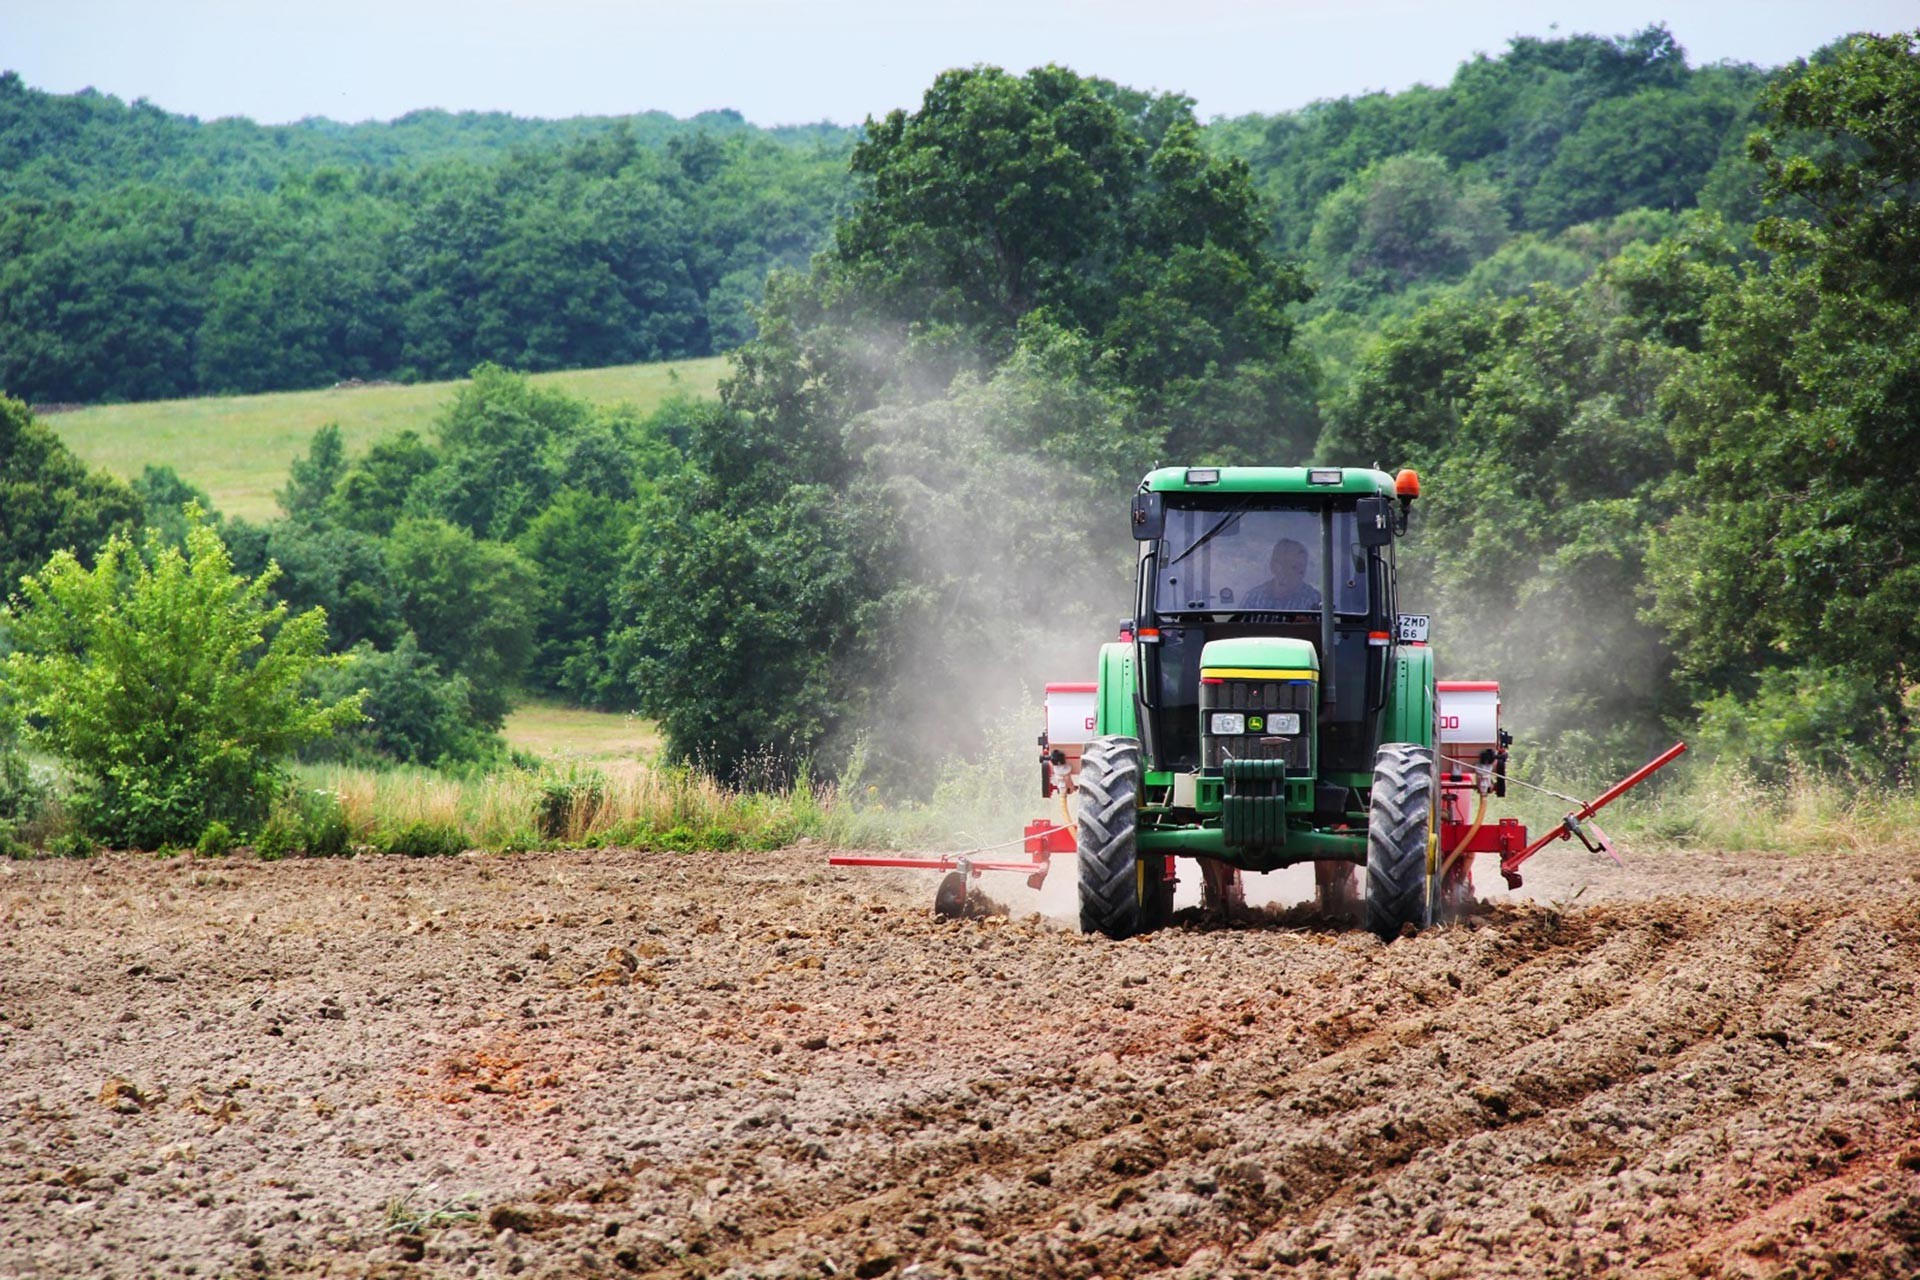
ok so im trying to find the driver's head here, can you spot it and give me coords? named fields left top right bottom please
left=1269, top=538, right=1310, bottom=585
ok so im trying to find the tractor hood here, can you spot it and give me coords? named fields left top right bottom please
left=1199, top=636, right=1319, bottom=677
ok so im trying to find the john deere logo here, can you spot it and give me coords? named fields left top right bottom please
left=1248, top=715, right=1265, bottom=732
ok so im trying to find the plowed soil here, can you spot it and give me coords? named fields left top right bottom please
left=3, top=842, right=1918, bottom=1279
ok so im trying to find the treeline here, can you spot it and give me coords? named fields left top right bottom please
left=4, top=27, right=1918, bottom=840
left=2, top=27, right=1764, bottom=407
left=0, top=73, right=855, bottom=402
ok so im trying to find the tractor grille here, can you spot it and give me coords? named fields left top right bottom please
left=1200, top=678, right=1314, bottom=771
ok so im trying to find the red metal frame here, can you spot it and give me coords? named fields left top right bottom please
left=1497, top=742, right=1688, bottom=888
left=828, top=820, right=1074, bottom=891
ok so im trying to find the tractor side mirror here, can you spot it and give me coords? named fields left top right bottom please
left=1356, top=496, right=1393, bottom=547
left=1131, top=491, right=1165, bottom=541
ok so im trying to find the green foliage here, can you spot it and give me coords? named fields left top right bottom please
left=1747, top=31, right=1920, bottom=302
left=515, top=489, right=635, bottom=708
left=1, top=512, right=364, bottom=847
left=0, top=76, right=855, bottom=403
left=0, top=705, right=45, bottom=842
left=1646, top=33, right=1920, bottom=777
left=1212, top=26, right=1755, bottom=254
left=534, top=767, right=609, bottom=840
left=195, top=820, right=235, bottom=857
left=384, top=517, right=538, bottom=727
left=229, top=514, right=405, bottom=654
left=254, top=787, right=354, bottom=859
left=613, top=471, right=908, bottom=780
left=1692, top=666, right=1908, bottom=783
left=131, top=466, right=217, bottom=550
left=304, top=636, right=501, bottom=767
left=277, top=423, right=349, bottom=517
left=636, top=65, right=1310, bottom=780
left=0, top=395, right=142, bottom=597
left=1307, top=152, right=1509, bottom=298
left=377, top=820, right=467, bottom=858
left=1523, top=80, right=1755, bottom=229
left=331, top=430, right=440, bottom=536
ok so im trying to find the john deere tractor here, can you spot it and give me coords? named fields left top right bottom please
left=1078, top=465, right=1435, bottom=941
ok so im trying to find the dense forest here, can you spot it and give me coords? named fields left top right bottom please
left=0, top=72, right=858, bottom=400
left=3, top=25, right=1917, bottom=846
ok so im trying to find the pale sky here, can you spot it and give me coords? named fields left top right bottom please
left=4, top=0, right=1912, bottom=127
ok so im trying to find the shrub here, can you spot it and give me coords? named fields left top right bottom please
left=196, top=821, right=235, bottom=857
left=0, top=731, right=45, bottom=842
left=1, top=511, right=364, bottom=847
left=254, top=818, right=299, bottom=861
left=377, top=820, right=467, bottom=858
left=296, top=790, right=354, bottom=858
left=534, top=767, right=607, bottom=840
left=303, top=635, right=505, bottom=768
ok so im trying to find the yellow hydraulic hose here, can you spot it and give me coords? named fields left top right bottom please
left=1441, top=790, right=1489, bottom=883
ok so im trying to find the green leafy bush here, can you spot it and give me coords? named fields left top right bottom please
left=253, top=788, right=354, bottom=860
left=195, top=821, right=235, bottom=857
left=295, top=790, right=354, bottom=858
left=303, top=636, right=504, bottom=768
left=2, top=511, right=364, bottom=848
left=377, top=821, right=467, bottom=858
left=253, top=818, right=299, bottom=861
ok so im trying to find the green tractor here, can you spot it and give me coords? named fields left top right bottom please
left=1078, top=464, right=1437, bottom=941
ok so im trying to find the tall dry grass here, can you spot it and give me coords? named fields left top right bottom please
left=1607, top=759, right=1920, bottom=854
left=294, top=757, right=947, bottom=854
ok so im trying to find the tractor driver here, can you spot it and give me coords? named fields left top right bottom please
left=1244, top=537, right=1322, bottom=611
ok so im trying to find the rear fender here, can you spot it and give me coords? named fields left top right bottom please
left=1095, top=642, right=1138, bottom=739
left=1382, top=644, right=1436, bottom=749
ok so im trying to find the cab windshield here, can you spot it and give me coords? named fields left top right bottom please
left=1153, top=502, right=1368, bottom=617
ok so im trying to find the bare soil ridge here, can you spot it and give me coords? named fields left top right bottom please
left=2, top=846, right=1916, bottom=1278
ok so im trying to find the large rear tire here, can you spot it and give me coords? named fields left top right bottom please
left=1077, top=736, right=1161, bottom=939
left=1366, top=742, right=1437, bottom=941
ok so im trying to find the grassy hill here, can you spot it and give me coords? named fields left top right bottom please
left=46, top=356, right=728, bottom=521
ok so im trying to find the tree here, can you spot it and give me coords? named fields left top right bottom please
left=1747, top=31, right=1920, bottom=302
left=612, top=476, right=911, bottom=780
left=2, top=512, right=362, bottom=846
left=384, top=517, right=538, bottom=727
left=303, top=634, right=499, bottom=767
left=516, top=489, right=635, bottom=708
left=1646, top=32, right=1920, bottom=775
left=1307, top=152, right=1509, bottom=296
left=233, top=515, right=406, bottom=654
left=0, top=394, right=141, bottom=597
left=131, top=464, right=216, bottom=550
left=277, top=423, right=348, bottom=517
left=1523, top=83, right=1754, bottom=230
left=632, top=66, right=1311, bottom=778
left=331, top=429, right=439, bottom=535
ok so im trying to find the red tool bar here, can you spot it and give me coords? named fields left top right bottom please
left=1502, top=742, right=1687, bottom=884
left=827, top=855, right=1049, bottom=876
left=1585, top=741, right=1688, bottom=814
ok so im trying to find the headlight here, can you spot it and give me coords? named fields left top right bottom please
left=1269, top=712, right=1302, bottom=735
left=1208, top=712, right=1246, bottom=736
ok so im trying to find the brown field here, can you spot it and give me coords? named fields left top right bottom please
left=2, top=842, right=1917, bottom=1278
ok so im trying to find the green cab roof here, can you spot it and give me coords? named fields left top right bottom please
left=1142, top=465, right=1396, bottom=497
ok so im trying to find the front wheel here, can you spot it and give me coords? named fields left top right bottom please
left=1077, top=736, right=1163, bottom=939
left=1366, top=742, right=1437, bottom=940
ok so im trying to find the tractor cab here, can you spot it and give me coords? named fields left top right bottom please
left=1130, top=470, right=1405, bottom=796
